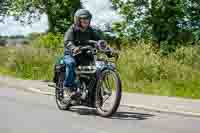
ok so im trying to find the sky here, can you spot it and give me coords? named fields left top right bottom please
left=0, top=0, right=121, bottom=36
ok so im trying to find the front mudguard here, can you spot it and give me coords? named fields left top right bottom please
left=96, top=61, right=116, bottom=77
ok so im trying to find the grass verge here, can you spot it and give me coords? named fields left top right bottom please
left=1, top=43, right=200, bottom=99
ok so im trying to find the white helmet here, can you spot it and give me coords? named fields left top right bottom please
left=74, top=9, right=92, bottom=26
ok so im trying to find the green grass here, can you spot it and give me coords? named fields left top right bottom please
left=117, top=44, right=200, bottom=99
left=0, top=46, right=63, bottom=80
left=0, top=47, right=16, bottom=76
left=1, top=41, right=200, bottom=99
left=123, top=79, right=200, bottom=99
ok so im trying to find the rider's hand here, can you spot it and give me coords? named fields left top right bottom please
left=73, top=47, right=80, bottom=54
left=97, top=40, right=107, bottom=49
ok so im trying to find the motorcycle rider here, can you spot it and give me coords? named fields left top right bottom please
left=63, top=9, right=102, bottom=94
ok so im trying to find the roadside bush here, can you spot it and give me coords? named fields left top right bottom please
left=117, top=43, right=200, bottom=98
left=1, top=40, right=200, bottom=99
left=14, top=46, right=63, bottom=80
left=32, top=32, right=64, bottom=48
left=172, top=45, right=200, bottom=69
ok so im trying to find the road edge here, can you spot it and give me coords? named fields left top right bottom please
left=27, top=87, right=200, bottom=117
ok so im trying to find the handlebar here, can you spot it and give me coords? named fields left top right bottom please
left=54, top=40, right=118, bottom=58
left=79, top=45, right=94, bottom=51
left=73, top=40, right=98, bottom=46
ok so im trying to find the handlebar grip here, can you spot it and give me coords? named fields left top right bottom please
left=87, top=40, right=98, bottom=44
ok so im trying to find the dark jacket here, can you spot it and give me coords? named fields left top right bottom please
left=64, top=24, right=101, bottom=55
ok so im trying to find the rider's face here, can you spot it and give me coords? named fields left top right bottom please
left=80, top=18, right=90, bottom=29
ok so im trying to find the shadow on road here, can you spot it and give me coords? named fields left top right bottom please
left=69, top=107, right=154, bottom=120
left=111, top=111, right=154, bottom=120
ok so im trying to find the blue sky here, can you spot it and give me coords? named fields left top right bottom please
left=0, top=0, right=121, bottom=36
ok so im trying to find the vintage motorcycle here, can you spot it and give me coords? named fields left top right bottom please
left=51, top=40, right=122, bottom=117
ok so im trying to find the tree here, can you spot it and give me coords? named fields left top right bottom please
left=5, top=0, right=81, bottom=33
left=111, top=0, right=189, bottom=45
left=111, top=0, right=151, bottom=41
left=0, top=0, right=12, bottom=22
left=188, top=0, right=200, bottom=41
left=150, top=0, right=186, bottom=45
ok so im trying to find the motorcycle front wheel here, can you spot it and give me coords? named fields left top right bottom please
left=95, top=69, right=122, bottom=117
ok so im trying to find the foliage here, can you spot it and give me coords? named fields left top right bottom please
left=111, top=0, right=151, bottom=41
left=0, top=0, right=12, bottom=21
left=111, top=0, right=200, bottom=46
left=117, top=42, right=200, bottom=98
left=0, top=46, right=63, bottom=80
left=3, top=0, right=81, bottom=33
left=2, top=42, right=200, bottom=98
left=32, top=32, right=64, bottom=48
left=150, top=0, right=186, bottom=43
left=14, top=46, right=62, bottom=80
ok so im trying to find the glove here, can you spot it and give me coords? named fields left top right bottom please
left=72, top=47, right=80, bottom=54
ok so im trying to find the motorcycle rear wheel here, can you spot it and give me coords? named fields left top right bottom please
left=55, top=73, right=71, bottom=110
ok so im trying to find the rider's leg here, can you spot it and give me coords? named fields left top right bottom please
left=63, top=54, right=76, bottom=88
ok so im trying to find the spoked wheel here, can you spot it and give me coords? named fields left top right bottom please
left=95, top=69, right=122, bottom=117
left=55, top=73, right=71, bottom=110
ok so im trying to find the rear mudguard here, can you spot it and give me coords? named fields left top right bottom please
left=55, top=56, right=65, bottom=65
left=53, top=56, right=65, bottom=83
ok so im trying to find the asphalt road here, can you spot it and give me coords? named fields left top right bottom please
left=0, top=87, right=200, bottom=133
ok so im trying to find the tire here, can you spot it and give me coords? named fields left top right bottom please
left=95, top=69, right=122, bottom=117
left=55, top=73, right=71, bottom=110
